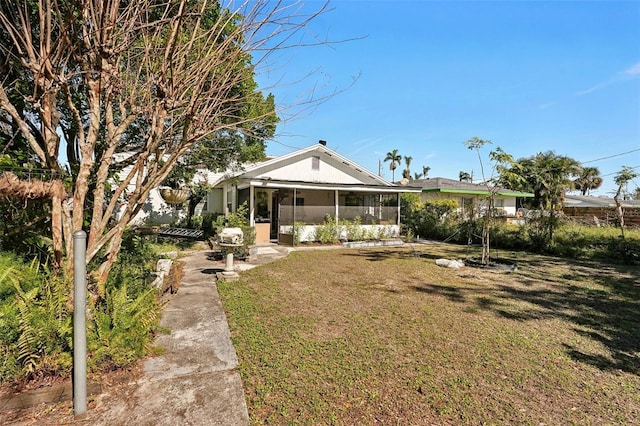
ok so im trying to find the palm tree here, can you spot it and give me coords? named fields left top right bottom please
left=574, top=166, right=603, bottom=196
left=422, top=166, right=430, bottom=179
left=402, top=155, right=413, bottom=180
left=503, top=151, right=581, bottom=246
left=384, top=149, right=402, bottom=182
left=614, top=166, right=639, bottom=238
left=459, top=171, right=472, bottom=182
left=533, top=151, right=581, bottom=211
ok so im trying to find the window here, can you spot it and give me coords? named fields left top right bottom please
left=461, top=197, right=474, bottom=217
left=462, top=197, right=474, bottom=208
left=312, top=156, right=320, bottom=170
left=494, top=199, right=504, bottom=208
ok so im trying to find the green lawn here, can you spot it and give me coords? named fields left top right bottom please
left=218, top=244, right=640, bottom=425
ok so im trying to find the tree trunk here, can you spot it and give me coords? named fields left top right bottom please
left=50, top=181, right=65, bottom=269
left=481, top=225, right=488, bottom=265
left=614, top=189, right=625, bottom=239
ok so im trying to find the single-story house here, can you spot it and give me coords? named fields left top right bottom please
left=203, top=142, right=422, bottom=243
left=563, top=194, right=640, bottom=227
left=128, top=142, right=421, bottom=243
left=410, top=177, right=534, bottom=218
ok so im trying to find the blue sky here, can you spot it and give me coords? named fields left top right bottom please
left=257, top=0, right=640, bottom=196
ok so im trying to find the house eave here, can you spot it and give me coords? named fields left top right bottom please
left=247, top=179, right=418, bottom=193
left=422, top=188, right=534, bottom=197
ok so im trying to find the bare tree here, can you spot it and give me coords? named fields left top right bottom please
left=0, top=0, right=330, bottom=293
left=464, top=137, right=518, bottom=265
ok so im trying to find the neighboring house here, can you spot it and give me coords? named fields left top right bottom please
left=125, top=141, right=421, bottom=243
left=202, top=141, right=421, bottom=243
left=563, top=194, right=640, bottom=227
left=114, top=152, right=209, bottom=226
left=411, top=177, right=534, bottom=218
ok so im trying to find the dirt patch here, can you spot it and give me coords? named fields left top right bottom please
left=0, top=366, right=142, bottom=424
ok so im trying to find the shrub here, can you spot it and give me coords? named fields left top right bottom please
left=0, top=253, right=72, bottom=382
left=606, top=237, right=640, bottom=264
left=87, top=229, right=165, bottom=371
left=314, top=215, right=340, bottom=244
left=90, top=285, right=159, bottom=369
left=342, top=216, right=366, bottom=241
left=1, top=230, right=175, bottom=383
left=490, top=222, right=529, bottom=251
left=215, top=203, right=255, bottom=258
left=108, top=232, right=155, bottom=298
left=292, top=221, right=306, bottom=245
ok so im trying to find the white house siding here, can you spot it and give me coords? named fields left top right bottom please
left=497, top=197, right=518, bottom=216
left=256, top=157, right=362, bottom=184
left=205, top=188, right=224, bottom=215
left=119, top=188, right=187, bottom=225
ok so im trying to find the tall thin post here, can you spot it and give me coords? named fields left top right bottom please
left=73, top=230, right=87, bottom=418
left=292, top=188, right=297, bottom=246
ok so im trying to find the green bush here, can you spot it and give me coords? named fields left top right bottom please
left=342, top=216, right=366, bottom=241
left=405, top=206, right=640, bottom=263
left=0, top=253, right=72, bottom=381
left=90, top=285, right=159, bottom=369
left=490, top=222, right=529, bottom=251
left=409, top=200, right=459, bottom=241
left=1, top=229, right=172, bottom=383
left=215, top=203, right=255, bottom=258
left=314, top=215, right=340, bottom=244
left=292, top=222, right=306, bottom=245
left=201, top=212, right=220, bottom=237
left=108, top=232, right=155, bottom=298
left=87, top=231, right=166, bottom=370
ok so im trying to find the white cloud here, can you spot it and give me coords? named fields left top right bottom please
left=575, top=81, right=613, bottom=96
left=576, top=61, right=640, bottom=96
left=539, top=100, right=559, bottom=110
left=623, top=62, right=640, bottom=76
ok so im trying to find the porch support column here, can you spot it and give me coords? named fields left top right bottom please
left=249, top=185, right=255, bottom=226
left=223, top=184, right=229, bottom=215
left=293, top=188, right=297, bottom=224
left=334, top=190, right=339, bottom=220
left=397, top=192, right=401, bottom=226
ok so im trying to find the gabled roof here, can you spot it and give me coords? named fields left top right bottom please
left=208, top=143, right=409, bottom=190
left=412, top=177, right=534, bottom=197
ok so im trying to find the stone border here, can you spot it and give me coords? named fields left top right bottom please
left=341, top=239, right=404, bottom=249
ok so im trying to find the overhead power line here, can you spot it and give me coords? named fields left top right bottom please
left=581, top=148, right=640, bottom=165
left=600, top=165, right=640, bottom=178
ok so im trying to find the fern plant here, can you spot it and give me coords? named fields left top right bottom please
left=1, top=253, right=73, bottom=381
left=10, top=274, right=72, bottom=379
left=90, top=284, right=159, bottom=368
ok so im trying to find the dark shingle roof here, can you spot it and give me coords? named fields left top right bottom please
left=412, top=177, right=533, bottom=197
left=564, top=194, right=640, bottom=208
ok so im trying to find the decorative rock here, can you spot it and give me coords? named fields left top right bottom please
left=435, top=258, right=465, bottom=269
left=160, top=251, right=179, bottom=259
left=156, top=258, right=173, bottom=275
left=150, top=273, right=164, bottom=289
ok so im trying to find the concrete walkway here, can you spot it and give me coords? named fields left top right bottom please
left=87, top=246, right=290, bottom=425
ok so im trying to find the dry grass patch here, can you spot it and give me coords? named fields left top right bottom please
left=218, top=244, right=640, bottom=425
